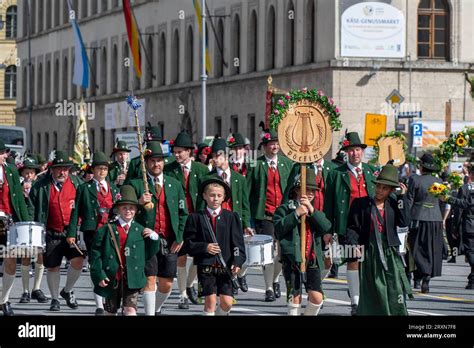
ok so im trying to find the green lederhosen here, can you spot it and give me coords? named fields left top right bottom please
left=357, top=231, right=413, bottom=316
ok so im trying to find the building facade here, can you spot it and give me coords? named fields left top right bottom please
left=0, top=0, right=17, bottom=126
left=15, top=0, right=474, bottom=157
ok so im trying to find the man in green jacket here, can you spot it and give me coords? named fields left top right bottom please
left=274, top=170, right=332, bottom=315
left=0, top=140, right=32, bottom=316
left=28, top=151, right=84, bottom=312
left=325, top=132, right=377, bottom=315
left=67, top=151, right=120, bottom=315
left=164, top=131, right=209, bottom=308
left=107, top=140, right=131, bottom=187
left=246, top=128, right=294, bottom=302
left=130, top=142, right=188, bottom=315
left=90, top=185, right=159, bottom=315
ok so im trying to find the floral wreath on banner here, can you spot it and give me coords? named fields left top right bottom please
left=269, top=88, right=343, bottom=131
left=372, top=131, right=408, bottom=161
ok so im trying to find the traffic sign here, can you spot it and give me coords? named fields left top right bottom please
left=386, top=89, right=405, bottom=106
left=413, top=123, right=423, bottom=147
left=398, top=111, right=422, bottom=119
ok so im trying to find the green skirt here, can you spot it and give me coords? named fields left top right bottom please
left=357, top=232, right=413, bottom=316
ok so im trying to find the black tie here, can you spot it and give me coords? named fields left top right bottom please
left=56, top=182, right=63, bottom=191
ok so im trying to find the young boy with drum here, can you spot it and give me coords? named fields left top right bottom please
left=274, top=170, right=332, bottom=316
left=184, top=178, right=246, bottom=315
left=89, top=185, right=159, bottom=316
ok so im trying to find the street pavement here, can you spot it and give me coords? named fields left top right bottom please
left=1, top=255, right=474, bottom=316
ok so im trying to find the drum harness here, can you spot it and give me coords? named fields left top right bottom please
left=107, top=223, right=125, bottom=315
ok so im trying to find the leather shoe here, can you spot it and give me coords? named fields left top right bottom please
left=466, top=281, right=473, bottom=290
left=60, top=288, right=79, bottom=309
left=238, top=276, right=248, bottom=292
left=2, top=302, right=14, bottom=316
left=421, top=276, right=430, bottom=294
left=19, top=292, right=30, bottom=303
left=350, top=304, right=358, bottom=316
left=31, top=289, right=48, bottom=303
left=265, top=290, right=275, bottom=302
left=273, top=282, right=281, bottom=298
left=95, top=308, right=105, bottom=316
left=186, top=287, right=199, bottom=305
left=49, top=299, right=60, bottom=312
left=447, top=257, right=456, bottom=264
left=232, top=285, right=238, bottom=296
left=413, top=279, right=421, bottom=289
left=178, top=297, right=189, bottom=310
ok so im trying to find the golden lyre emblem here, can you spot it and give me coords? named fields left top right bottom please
left=279, top=100, right=332, bottom=164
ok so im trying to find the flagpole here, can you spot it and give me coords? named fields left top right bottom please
left=201, top=0, right=207, bottom=141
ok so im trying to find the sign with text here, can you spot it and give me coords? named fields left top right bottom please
left=105, top=99, right=146, bottom=130
left=364, top=113, right=387, bottom=147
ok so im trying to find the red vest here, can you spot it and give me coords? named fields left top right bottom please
left=184, top=172, right=194, bottom=214
left=154, top=188, right=173, bottom=240
left=349, top=169, right=368, bottom=206
left=0, top=169, right=12, bottom=215
left=265, top=167, right=283, bottom=215
left=305, top=224, right=316, bottom=262
left=115, top=223, right=128, bottom=281
left=47, top=178, right=76, bottom=233
left=97, top=183, right=114, bottom=229
left=232, top=162, right=247, bottom=177
left=222, top=198, right=233, bottom=212
left=313, top=172, right=325, bottom=212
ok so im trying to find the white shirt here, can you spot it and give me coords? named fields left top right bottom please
left=265, top=156, right=278, bottom=169
left=118, top=217, right=132, bottom=232
left=216, top=167, right=231, bottom=185
left=51, top=178, right=63, bottom=191
left=313, top=159, right=325, bottom=175
left=148, top=173, right=164, bottom=186
left=347, top=162, right=363, bottom=178
left=0, top=164, right=4, bottom=184
left=181, top=160, right=192, bottom=173
left=93, top=178, right=108, bottom=193
left=207, top=206, right=222, bottom=217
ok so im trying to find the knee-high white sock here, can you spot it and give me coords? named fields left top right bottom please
left=304, top=300, right=323, bottom=316
left=321, top=268, right=331, bottom=280
left=287, top=302, right=301, bottom=316
left=216, top=306, right=230, bottom=316
left=177, top=266, right=187, bottom=297
left=155, top=290, right=171, bottom=313
left=33, top=263, right=45, bottom=291
left=64, top=267, right=82, bottom=293
left=273, top=255, right=282, bottom=283
left=1, top=272, right=16, bottom=304
left=94, top=293, right=104, bottom=309
left=47, top=270, right=61, bottom=300
left=347, top=270, right=360, bottom=305
left=203, top=310, right=215, bottom=316
left=238, top=265, right=247, bottom=277
left=186, top=264, right=197, bottom=288
left=263, top=264, right=275, bottom=291
left=143, top=291, right=156, bottom=316
left=21, top=265, right=30, bottom=293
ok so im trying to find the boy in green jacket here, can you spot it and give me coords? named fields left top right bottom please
left=90, top=185, right=159, bottom=316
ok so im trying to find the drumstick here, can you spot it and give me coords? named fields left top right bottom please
left=71, top=242, right=84, bottom=256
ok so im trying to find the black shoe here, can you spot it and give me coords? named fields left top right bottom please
left=421, top=276, right=430, bottom=294
left=466, top=281, right=474, bottom=290
left=413, top=279, right=421, bottom=289
left=49, top=299, right=60, bottom=312
left=265, top=290, right=276, bottom=302
left=19, top=292, right=30, bottom=303
left=60, top=288, right=79, bottom=309
left=232, top=285, right=238, bottom=296
left=31, top=289, right=48, bottom=303
left=186, top=287, right=199, bottom=305
left=350, top=304, right=358, bottom=316
left=2, top=302, right=14, bottom=316
left=95, top=308, right=105, bottom=316
left=273, top=282, right=281, bottom=298
left=178, top=297, right=189, bottom=310
left=238, top=276, right=248, bottom=292
left=447, top=257, right=457, bottom=263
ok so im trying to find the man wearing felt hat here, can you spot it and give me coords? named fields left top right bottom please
left=346, top=164, right=413, bottom=315
left=246, top=125, right=294, bottom=302
left=67, top=151, right=120, bottom=315
left=227, top=133, right=250, bottom=177
left=28, top=150, right=84, bottom=312
left=324, top=131, right=378, bottom=315
left=108, top=140, right=131, bottom=187
left=0, top=140, right=32, bottom=316
left=164, top=131, right=210, bottom=308
left=405, top=153, right=444, bottom=293
left=129, top=141, right=189, bottom=315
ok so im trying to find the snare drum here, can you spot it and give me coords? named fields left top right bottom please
left=0, top=211, right=12, bottom=236
left=7, top=222, right=46, bottom=250
left=243, top=235, right=274, bottom=267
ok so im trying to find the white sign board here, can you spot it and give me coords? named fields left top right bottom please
left=413, top=123, right=423, bottom=148
left=114, top=132, right=140, bottom=159
left=105, top=99, right=146, bottom=130
left=341, top=2, right=405, bottom=58
left=421, top=120, right=474, bottom=148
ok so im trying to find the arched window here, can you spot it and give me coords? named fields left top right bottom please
left=91, top=51, right=97, bottom=96
left=171, top=29, right=180, bottom=84
left=71, top=55, right=76, bottom=99
left=81, top=0, right=88, bottom=19
left=38, top=1, right=44, bottom=32
left=63, top=56, right=68, bottom=100
left=54, top=0, right=60, bottom=27
left=101, top=0, right=108, bottom=13
left=185, top=25, right=193, bottom=82
left=214, top=19, right=224, bottom=78
left=265, top=6, right=276, bottom=70
left=45, top=0, right=51, bottom=30
left=4, top=65, right=16, bottom=99
left=101, top=47, right=107, bottom=95
left=22, top=66, right=27, bottom=106
left=6, top=6, right=17, bottom=38
left=37, top=63, right=43, bottom=104
left=46, top=61, right=51, bottom=103
left=122, top=43, right=129, bottom=91
left=30, top=2, right=36, bottom=34
left=63, top=0, right=69, bottom=24
left=146, top=36, right=154, bottom=88
left=284, top=0, right=295, bottom=66
left=31, top=64, right=35, bottom=105
left=231, top=14, right=240, bottom=75
left=304, top=0, right=315, bottom=63
left=91, top=1, right=98, bottom=16
left=248, top=10, right=257, bottom=72
left=112, top=44, right=118, bottom=93
left=158, top=32, right=166, bottom=86
left=418, top=0, right=450, bottom=60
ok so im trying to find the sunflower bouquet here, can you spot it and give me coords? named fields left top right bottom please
left=447, top=172, right=463, bottom=190
left=428, top=182, right=450, bottom=198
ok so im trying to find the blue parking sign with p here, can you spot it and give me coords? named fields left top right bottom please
left=413, top=123, right=423, bottom=136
